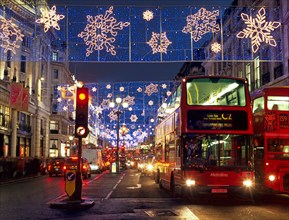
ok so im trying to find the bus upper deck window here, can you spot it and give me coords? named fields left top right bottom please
left=272, top=104, right=279, bottom=110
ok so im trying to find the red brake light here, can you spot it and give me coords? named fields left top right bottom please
left=63, top=165, right=66, bottom=170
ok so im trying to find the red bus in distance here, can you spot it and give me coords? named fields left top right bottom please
left=154, top=76, right=255, bottom=197
left=251, top=86, right=289, bottom=194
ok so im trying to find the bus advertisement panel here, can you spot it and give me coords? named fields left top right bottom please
left=154, top=76, right=255, bottom=197
left=251, top=86, right=289, bottom=194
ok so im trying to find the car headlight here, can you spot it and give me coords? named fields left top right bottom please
left=243, top=179, right=253, bottom=187
left=186, top=179, right=196, bottom=187
left=147, top=164, right=153, bottom=171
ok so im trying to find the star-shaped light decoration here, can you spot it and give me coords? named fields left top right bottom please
left=119, top=86, right=125, bottom=92
left=0, top=16, right=24, bottom=54
left=211, top=42, right=221, bottom=53
left=148, top=100, right=154, bottom=106
left=236, top=7, right=281, bottom=53
left=35, top=5, right=65, bottom=32
left=161, top=84, right=167, bottom=89
left=101, top=99, right=110, bottom=109
left=106, top=84, right=111, bottom=89
left=78, top=6, right=130, bottom=56
left=182, top=8, right=220, bottom=42
left=147, top=32, right=172, bottom=54
left=145, top=83, right=158, bottom=96
left=137, top=87, right=142, bottom=92
left=130, top=114, right=138, bottom=122
left=143, top=10, right=154, bottom=21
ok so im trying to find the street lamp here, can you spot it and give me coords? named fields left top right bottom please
left=109, top=97, right=128, bottom=173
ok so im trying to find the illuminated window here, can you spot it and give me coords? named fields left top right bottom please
left=52, top=52, right=58, bottom=61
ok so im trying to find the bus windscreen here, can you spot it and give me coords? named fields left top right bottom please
left=186, top=78, right=246, bottom=106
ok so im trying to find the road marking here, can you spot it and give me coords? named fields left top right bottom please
left=105, top=173, right=125, bottom=200
left=126, top=183, right=142, bottom=189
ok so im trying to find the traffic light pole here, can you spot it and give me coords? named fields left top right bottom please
left=70, top=137, right=83, bottom=202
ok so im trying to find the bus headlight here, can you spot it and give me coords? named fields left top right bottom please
left=186, top=179, right=196, bottom=187
left=268, top=175, right=276, bottom=182
left=243, top=179, right=253, bottom=187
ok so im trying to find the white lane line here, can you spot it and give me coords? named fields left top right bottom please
left=105, top=173, right=125, bottom=200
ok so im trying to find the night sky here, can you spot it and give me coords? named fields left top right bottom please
left=47, top=0, right=234, bottom=83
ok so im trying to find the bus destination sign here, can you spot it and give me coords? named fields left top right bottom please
left=187, top=110, right=248, bottom=130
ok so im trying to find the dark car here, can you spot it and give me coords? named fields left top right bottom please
left=63, top=157, right=91, bottom=179
left=47, top=157, right=65, bottom=177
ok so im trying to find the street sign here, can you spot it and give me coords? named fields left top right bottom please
left=65, top=170, right=76, bottom=197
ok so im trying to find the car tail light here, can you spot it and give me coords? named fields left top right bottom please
left=83, top=165, right=87, bottom=170
left=48, top=165, right=51, bottom=170
left=63, top=165, right=67, bottom=170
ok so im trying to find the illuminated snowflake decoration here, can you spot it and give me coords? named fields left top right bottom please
left=94, top=106, right=103, bottom=115
left=147, top=32, right=172, bottom=54
left=63, top=106, right=68, bottom=111
left=123, top=95, right=135, bottom=106
left=211, top=42, right=221, bottom=53
left=78, top=6, right=130, bottom=56
left=0, top=16, right=24, bottom=54
left=91, top=87, right=97, bottom=92
left=119, top=86, right=125, bottom=92
left=137, top=87, right=142, bottom=92
left=161, top=84, right=167, bottom=89
left=145, top=83, right=158, bottom=96
left=107, top=93, right=112, bottom=98
left=148, top=100, right=154, bottom=106
left=236, top=7, right=281, bottom=53
left=182, top=8, right=220, bottom=42
left=166, top=91, right=172, bottom=96
left=130, top=114, right=138, bottom=122
left=108, top=109, right=118, bottom=121
left=35, top=5, right=65, bottom=32
left=143, top=10, right=154, bottom=21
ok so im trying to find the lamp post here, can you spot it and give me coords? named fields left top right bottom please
left=109, top=97, right=128, bottom=173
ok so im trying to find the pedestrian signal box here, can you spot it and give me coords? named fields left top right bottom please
left=75, top=87, right=89, bottom=138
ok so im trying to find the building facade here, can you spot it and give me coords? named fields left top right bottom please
left=0, top=0, right=75, bottom=160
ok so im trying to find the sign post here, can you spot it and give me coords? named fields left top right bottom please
left=65, top=170, right=76, bottom=197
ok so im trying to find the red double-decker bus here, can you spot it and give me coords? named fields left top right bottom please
left=251, top=86, right=289, bottom=194
left=154, top=76, right=255, bottom=196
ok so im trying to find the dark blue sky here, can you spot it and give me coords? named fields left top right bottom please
left=48, top=0, right=233, bottom=82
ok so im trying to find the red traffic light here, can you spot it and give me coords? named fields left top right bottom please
left=75, top=87, right=89, bottom=138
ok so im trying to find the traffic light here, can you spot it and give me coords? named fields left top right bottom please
left=75, top=87, right=89, bottom=138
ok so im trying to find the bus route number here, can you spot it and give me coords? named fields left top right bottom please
left=280, top=114, right=288, bottom=123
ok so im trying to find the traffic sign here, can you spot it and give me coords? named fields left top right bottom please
left=65, top=170, right=76, bottom=197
